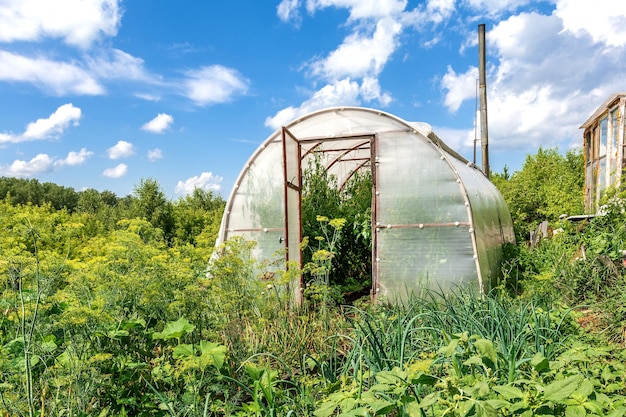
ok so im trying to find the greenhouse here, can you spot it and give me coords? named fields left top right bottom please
left=216, top=107, right=515, bottom=303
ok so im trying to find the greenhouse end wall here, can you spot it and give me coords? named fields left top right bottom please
left=216, top=107, right=515, bottom=301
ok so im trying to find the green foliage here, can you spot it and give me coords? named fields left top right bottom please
left=1, top=172, right=626, bottom=417
left=502, top=195, right=626, bottom=343
left=0, top=176, right=80, bottom=211
left=76, top=187, right=127, bottom=232
left=301, top=156, right=372, bottom=299
left=172, top=188, right=225, bottom=247
left=303, top=216, right=347, bottom=310
left=342, top=288, right=575, bottom=386
left=0, top=177, right=225, bottom=249
left=0, top=195, right=229, bottom=416
left=314, top=319, right=626, bottom=417
left=492, top=147, right=584, bottom=240
left=131, top=178, right=176, bottom=244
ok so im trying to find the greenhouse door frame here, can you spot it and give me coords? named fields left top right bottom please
left=281, top=127, right=378, bottom=305
left=282, top=127, right=303, bottom=305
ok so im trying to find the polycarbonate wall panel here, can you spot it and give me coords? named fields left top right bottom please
left=448, top=156, right=514, bottom=290
left=288, top=108, right=408, bottom=140
left=236, top=230, right=285, bottom=265
left=376, top=226, right=478, bottom=299
left=375, top=130, right=478, bottom=298
left=452, top=157, right=495, bottom=286
left=224, top=139, right=285, bottom=261
left=376, top=131, right=468, bottom=226
left=285, top=186, right=302, bottom=265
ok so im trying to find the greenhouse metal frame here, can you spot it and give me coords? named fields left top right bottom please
left=217, top=107, right=515, bottom=304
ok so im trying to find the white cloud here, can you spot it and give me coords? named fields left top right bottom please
left=147, top=148, right=163, bottom=161
left=266, top=78, right=360, bottom=128
left=424, top=0, right=455, bottom=24
left=141, top=113, right=174, bottom=133
left=107, top=140, right=135, bottom=159
left=277, top=0, right=301, bottom=23
left=23, top=103, right=82, bottom=140
left=360, top=77, right=392, bottom=105
left=441, top=66, right=478, bottom=113
left=556, top=0, right=626, bottom=47
left=398, top=0, right=455, bottom=26
left=0, top=103, right=82, bottom=143
left=440, top=6, right=626, bottom=155
left=0, top=0, right=122, bottom=48
left=310, top=17, right=401, bottom=80
left=183, top=65, right=249, bottom=105
left=102, top=163, right=127, bottom=178
left=464, top=0, right=534, bottom=17
left=0, top=48, right=157, bottom=97
left=0, top=154, right=55, bottom=177
left=400, top=0, right=458, bottom=29
left=135, top=93, right=161, bottom=101
left=0, top=147, right=92, bottom=177
left=306, top=0, right=407, bottom=21
left=0, top=50, right=104, bottom=95
left=175, top=172, right=223, bottom=195
left=272, top=1, right=405, bottom=129
left=266, top=77, right=395, bottom=129
left=86, top=49, right=157, bottom=82
left=60, top=148, right=93, bottom=166
left=486, top=87, right=587, bottom=150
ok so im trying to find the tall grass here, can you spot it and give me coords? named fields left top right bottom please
left=341, top=287, right=576, bottom=384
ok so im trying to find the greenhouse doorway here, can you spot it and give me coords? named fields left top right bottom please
left=281, top=127, right=377, bottom=305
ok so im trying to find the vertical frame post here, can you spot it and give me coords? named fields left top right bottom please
left=282, top=127, right=303, bottom=305
left=370, top=134, right=380, bottom=300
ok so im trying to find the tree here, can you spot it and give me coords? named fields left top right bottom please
left=42, top=182, right=79, bottom=211
left=492, top=147, right=584, bottom=239
left=0, top=177, right=43, bottom=206
left=0, top=177, right=79, bottom=211
left=172, top=188, right=225, bottom=246
left=131, top=178, right=175, bottom=243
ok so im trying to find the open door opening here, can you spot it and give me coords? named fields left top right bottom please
left=282, top=127, right=376, bottom=306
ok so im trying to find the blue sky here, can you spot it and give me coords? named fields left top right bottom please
left=0, top=0, right=624, bottom=199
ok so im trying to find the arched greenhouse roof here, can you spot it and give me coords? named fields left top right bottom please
left=217, top=107, right=515, bottom=302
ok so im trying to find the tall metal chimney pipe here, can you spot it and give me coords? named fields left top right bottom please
left=478, top=23, right=489, bottom=178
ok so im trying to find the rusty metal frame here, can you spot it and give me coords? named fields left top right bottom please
left=326, top=141, right=371, bottom=171
left=281, top=130, right=379, bottom=302
left=282, top=126, right=303, bottom=305
left=303, top=140, right=372, bottom=192
left=338, top=159, right=371, bottom=191
left=371, top=133, right=379, bottom=300
left=227, top=227, right=283, bottom=233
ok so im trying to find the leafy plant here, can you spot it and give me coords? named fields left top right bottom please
left=301, top=156, right=372, bottom=299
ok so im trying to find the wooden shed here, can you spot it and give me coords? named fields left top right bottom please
left=581, top=93, right=626, bottom=213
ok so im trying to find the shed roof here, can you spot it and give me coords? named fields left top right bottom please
left=580, top=92, right=626, bottom=129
